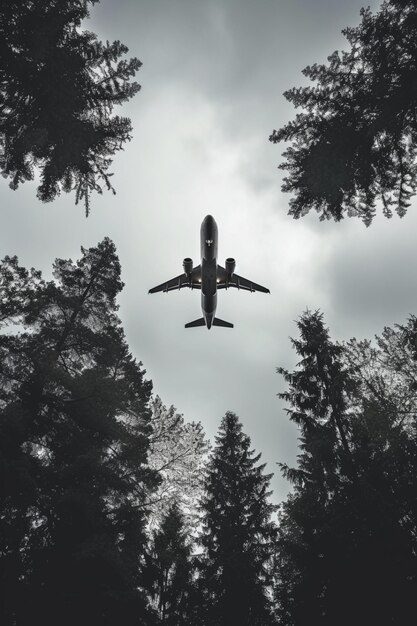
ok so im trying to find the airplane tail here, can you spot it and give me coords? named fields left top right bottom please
left=184, top=317, right=234, bottom=329
left=185, top=317, right=206, bottom=328
left=213, top=317, right=233, bottom=328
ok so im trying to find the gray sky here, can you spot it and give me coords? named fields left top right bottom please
left=3, top=0, right=417, bottom=502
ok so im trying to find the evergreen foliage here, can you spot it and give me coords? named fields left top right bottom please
left=0, top=240, right=159, bottom=625
left=275, top=311, right=417, bottom=625
left=270, top=0, right=417, bottom=225
left=145, top=503, right=196, bottom=625
left=199, top=412, right=277, bottom=626
left=0, top=0, right=141, bottom=215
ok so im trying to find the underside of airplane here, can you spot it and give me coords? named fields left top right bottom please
left=149, top=215, right=269, bottom=329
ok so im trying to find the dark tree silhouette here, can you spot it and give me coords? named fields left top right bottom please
left=0, top=0, right=141, bottom=215
left=0, top=240, right=159, bottom=625
left=275, top=311, right=417, bottom=625
left=145, top=503, right=196, bottom=625
left=199, top=412, right=277, bottom=626
left=270, top=1, right=417, bottom=225
left=277, top=310, right=357, bottom=486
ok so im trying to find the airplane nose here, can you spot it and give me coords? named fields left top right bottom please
left=203, top=215, right=216, bottom=237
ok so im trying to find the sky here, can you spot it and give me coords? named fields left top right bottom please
left=3, top=0, right=417, bottom=502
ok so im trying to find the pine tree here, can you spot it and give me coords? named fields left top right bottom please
left=199, top=412, right=277, bottom=626
left=275, top=311, right=417, bottom=626
left=145, top=503, right=196, bottom=625
left=270, top=1, right=417, bottom=225
left=0, top=0, right=141, bottom=215
left=0, top=240, right=159, bottom=625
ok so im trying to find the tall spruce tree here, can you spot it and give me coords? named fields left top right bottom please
left=275, top=311, right=417, bottom=626
left=198, top=412, right=277, bottom=626
left=270, top=0, right=417, bottom=225
left=0, top=240, right=159, bottom=625
left=277, top=309, right=357, bottom=487
left=145, top=503, right=195, bottom=626
left=0, top=0, right=141, bottom=215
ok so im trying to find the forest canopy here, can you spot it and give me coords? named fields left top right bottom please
left=0, top=0, right=141, bottom=215
left=270, top=0, right=417, bottom=225
left=0, top=241, right=207, bottom=625
left=1, top=244, right=417, bottom=624
left=275, top=310, right=417, bottom=625
left=2, top=0, right=417, bottom=624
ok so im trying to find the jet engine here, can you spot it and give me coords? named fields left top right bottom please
left=225, top=257, right=236, bottom=278
left=183, top=257, right=193, bottom=277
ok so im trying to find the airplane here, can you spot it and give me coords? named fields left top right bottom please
left=148, top=215, right=270, bottom=329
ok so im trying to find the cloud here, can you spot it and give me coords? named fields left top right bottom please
left=0, top=0, right=404, bottom=504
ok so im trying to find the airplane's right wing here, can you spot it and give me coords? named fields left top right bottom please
left=217, top=266, right=270, bottom=293
left=149, top=266, right=201, bottom=294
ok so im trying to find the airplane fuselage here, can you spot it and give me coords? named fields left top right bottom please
left=148, top=214, right=269, bottom=328
left=200, top=215, right=218, bottom=329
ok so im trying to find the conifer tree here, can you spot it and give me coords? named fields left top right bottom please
left=275, top=311, right=417, bottom=626
left=270, top=0, right=417, bottom=225
left=0, top=0, right=141, bottom=215
left=0, top=240, right=159, bottom=625
left=199, top=412, right=277, bottom=626
left=277, top=310, right=357, bottom=488
left=145, top=503, right=195, bottom=625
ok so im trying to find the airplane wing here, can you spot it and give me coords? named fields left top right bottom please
left=217, top=265, right=270, bottom=294
left=149, top=265, right=201, bottom=294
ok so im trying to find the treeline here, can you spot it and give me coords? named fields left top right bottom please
left=0, top=241, right=275, bottom=625
left=1, top=241, right=417, bottom=625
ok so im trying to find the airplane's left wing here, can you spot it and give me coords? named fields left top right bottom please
left=149, top=266, right=201, bottom=294
left=217, top=266, right=270, bottom=294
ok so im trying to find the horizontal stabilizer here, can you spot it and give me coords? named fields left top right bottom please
left=185, top=318, right=206, bottom=328
left=213, top=317, right=234, bottom=328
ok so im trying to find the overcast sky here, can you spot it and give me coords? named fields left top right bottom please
left=3, top=0, right=417, bottom=502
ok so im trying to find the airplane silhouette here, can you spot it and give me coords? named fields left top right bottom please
left=148, top=215, right=270, bottom=329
